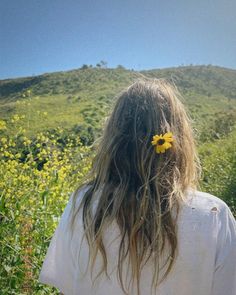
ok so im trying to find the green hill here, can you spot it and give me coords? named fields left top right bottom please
left=1, top=65, right=236, bottom=140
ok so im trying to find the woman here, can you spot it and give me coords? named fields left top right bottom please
left=39, top=79, right=236, bottom=295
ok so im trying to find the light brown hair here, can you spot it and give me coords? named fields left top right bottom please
left=72, top=79, right=201, bottom=294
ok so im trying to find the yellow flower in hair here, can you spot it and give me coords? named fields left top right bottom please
left=151, top=132, right=174, bottom=154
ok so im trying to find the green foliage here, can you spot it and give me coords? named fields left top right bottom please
left=199, top=129, right=236, bottom=215
left=199, top=110, right=236, bottom=142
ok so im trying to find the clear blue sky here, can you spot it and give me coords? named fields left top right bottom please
left=1, top=0, right=236, bottom=79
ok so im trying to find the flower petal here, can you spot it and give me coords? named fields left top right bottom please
left=153, top=135, right=160, bottom=140
left=163, top=132, right=173, bottom=138
left=165, top=138, right=174, bottom=143
left=151, top=135, right=161, bottom=145
left=156, top=145, right=166, bottom=153
left=163, top=132, right=174, bottom=142
left=163, top=142, right=172, bottom=149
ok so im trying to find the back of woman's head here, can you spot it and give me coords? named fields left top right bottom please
left=73, top=79, right=201, bottom=295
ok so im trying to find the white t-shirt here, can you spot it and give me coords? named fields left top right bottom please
left=39, top=186, right=236, bottom=295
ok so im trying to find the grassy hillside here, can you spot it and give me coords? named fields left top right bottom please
left=1, top=65, right=236, bottom=139
left=0, top=68, right=137, bottom=138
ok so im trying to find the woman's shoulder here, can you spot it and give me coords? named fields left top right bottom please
left=178, top=189, right=236, bottom=243
left=184, top=188, right=231, bottom=214
left=177, top=188, right=235, bottom=230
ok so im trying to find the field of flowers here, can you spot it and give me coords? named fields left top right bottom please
left=0, top=121, right=92, bottom=294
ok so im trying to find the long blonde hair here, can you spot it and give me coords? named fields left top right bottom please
left=72, top=79, right=201, bottom=294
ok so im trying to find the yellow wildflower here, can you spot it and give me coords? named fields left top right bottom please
left=1, top=137, right=7, bottom=144
left=4, top=151, right=10, bottom=157
left=151, top=132, right=174, bottom=154
left=0, top=120, right=7, bottom=130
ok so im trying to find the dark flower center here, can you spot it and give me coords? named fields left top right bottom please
left=157, top=139, right=165, bottom=145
